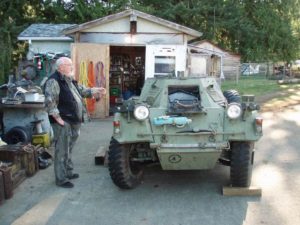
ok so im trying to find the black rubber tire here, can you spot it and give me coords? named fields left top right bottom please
left=223, top=89, right=241, bottom=104
left=5, top=126, right=31, bottom=144
left=108, top=138, right=143, bottom=189
left=22, top=63, right=37, bottom=80
left=230, top=141, right=254, bottom=187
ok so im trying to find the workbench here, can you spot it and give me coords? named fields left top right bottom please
left=0, top=102, right=52, bottom=139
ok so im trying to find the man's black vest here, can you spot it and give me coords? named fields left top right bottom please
left=47, top=71, right=82, bottom=124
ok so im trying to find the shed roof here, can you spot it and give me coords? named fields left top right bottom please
left=18, top=24, right=75, bottom=41
left=63, top=9, right=202, bottom=38
left=191, top=40, right=226, bottom=53
left=190, top=40, right=241, bottom=58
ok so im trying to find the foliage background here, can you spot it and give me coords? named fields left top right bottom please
left=1, top=0, right=300, bottom=84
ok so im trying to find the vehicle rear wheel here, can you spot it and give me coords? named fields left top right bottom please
left=230, top=141, right=254, bottom=187
left=108, top=138, right=143, bottom=189
left=223, top=89, right=241, bottom=103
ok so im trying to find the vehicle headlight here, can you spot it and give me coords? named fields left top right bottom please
left=133, top=105, right=149, bottom=121
left=227, top=103, right=242, bottom=119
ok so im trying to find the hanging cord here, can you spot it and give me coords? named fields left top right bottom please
left=79, top=61, right=88, bottom=86
left=95, top=61, right=107, bottom=115
left=79, top=61, right=90, bottom=120
left=95, top=61, right=106, bottom=101
left=88, top=61, right=95, bottom=87
left=95, top=61, right=106, bottom=88
left=86, top=61, right=96, bottom=112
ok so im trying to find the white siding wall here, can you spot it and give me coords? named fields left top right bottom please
left=83, top=17, right=130, bottom=32
left=82, top=16, right=181, bottom=34
left=79, top=33, right=185, bottom=45
left=189, top=55, right=208, bottom=76
left=29, top=41, right=72, bottom=54
left=137, top=18, right=180, bottom=33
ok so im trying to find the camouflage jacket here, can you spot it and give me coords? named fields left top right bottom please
left=44, top=71, right=92, bottom=122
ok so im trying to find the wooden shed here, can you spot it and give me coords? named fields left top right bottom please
left=189, top=40, right=241, bottom=80
left=63, top=9, right=202, bottom=118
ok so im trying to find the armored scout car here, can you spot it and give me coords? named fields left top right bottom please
left=108, top=75, right=263, bottom=189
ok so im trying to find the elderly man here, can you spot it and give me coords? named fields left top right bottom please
left=44, top=57, right=106, bottom=188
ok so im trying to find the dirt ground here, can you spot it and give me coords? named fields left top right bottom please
left=257, top=88, right=300, bottom=112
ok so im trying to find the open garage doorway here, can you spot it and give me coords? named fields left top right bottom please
left=109, top=46, right=145, bottom=109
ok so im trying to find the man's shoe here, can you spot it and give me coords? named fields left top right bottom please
left=68, top=173, right=79, bottom=179
left=57, top=181, right=74, bottom=188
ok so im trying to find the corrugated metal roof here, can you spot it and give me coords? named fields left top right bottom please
left=18, top=24, right=76, bottom=41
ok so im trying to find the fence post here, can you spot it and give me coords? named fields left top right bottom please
left=236, top=66, right=239, bottom=84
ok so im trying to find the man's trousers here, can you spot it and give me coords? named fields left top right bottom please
left=52, top=122, right=81, bottom=185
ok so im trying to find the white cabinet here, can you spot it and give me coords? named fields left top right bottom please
left=145, top=45, right=187, bottom=79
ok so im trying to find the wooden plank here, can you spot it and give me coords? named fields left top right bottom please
left=71, top=43, right=110, bottom=118
left=0, top=103, right=45, bottom=109
left=94, top=146, right=108, bottom=165
left=222, top=186, right=262, bottom=197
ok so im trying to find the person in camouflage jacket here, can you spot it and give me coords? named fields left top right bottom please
left=44, top=57, right=106, bottom=188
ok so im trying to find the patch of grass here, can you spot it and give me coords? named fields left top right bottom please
left=221, top=75, right=300, bottom=98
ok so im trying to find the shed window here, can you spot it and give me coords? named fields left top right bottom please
left=155, top=56, right=175, bottom=75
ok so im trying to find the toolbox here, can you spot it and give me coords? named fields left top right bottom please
left=32, top=133, right=50, bottom=148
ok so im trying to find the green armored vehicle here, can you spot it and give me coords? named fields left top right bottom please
left=108, top=75, right=263, bottom=189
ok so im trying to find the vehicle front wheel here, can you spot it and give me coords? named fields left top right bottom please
left=230, top=141, right=254, bottom=187
left=108, top=138, right=143, bottom=189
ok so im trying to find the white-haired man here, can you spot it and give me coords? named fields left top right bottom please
left=44, top=57, right=106, bottom=188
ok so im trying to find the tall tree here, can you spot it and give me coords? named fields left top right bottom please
left=0, top=0, right=45, bottom=83
left=136, top=0, right=300, bottom=62
left=1, top=0, right=300, bottom=84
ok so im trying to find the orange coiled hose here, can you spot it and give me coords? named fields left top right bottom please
left=86, top=61, right=96, bottom=112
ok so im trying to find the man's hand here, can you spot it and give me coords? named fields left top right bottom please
left=52, top=115, right=64, bottom=126
left=91, top=87, right=106, bottom=97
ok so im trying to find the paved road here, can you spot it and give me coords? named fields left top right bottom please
left=1, top=106, right=300, bottom=225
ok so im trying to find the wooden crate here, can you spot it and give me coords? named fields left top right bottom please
left=0, top=144, right=38, bottom=177
left=12, top=169, right=26, bottom=189
left=0, top=171, right=5, bottom=204
left=21, top=149, right=36, bottom=177
left=0, top=145, right=22, bottom=170
left=0, top=166, right=13, bottom=199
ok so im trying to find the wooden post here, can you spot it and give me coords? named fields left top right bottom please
left=95, top=145, right=108, bottom=166
left=236, top=66, right=239, bottom=85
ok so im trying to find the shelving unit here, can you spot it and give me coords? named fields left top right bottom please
left=109, top=46, right=145, bottom=107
